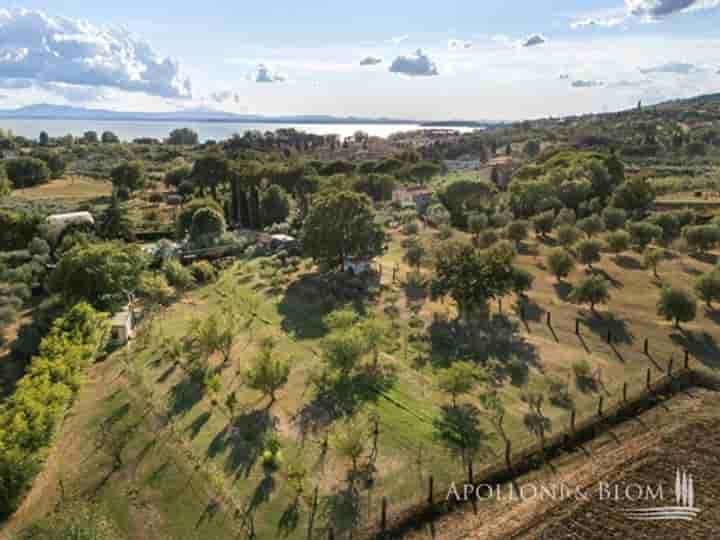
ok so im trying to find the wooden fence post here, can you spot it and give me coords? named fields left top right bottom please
left=668, top=357, right=674, bottom=377
left=623, top=382, right=628, bottom=402
left=646, top=367, right=651, bottom=390
left=684, top=349, right=690, bottom=370
left=606, top=329, right=612, bottom=344
left=428, top=476, right=434, bottom=505
left=644, top=338, right=649, bottom=355
left=498, top=298, right=502, bottom=313
left=575, top=319, right=580, bottom=335
left=570, top=409, right=576, bottom=433
left=505, top=439, right=512, bottom=471
left=598, top=396, right=604, bottom=417
left=328, top=528, right=335, bottom=540
left=381, top=497, right=388, bottom=531
left=468, top=459, right=474, bottom=485
left=546, top=311, right=551, bottom=327
left=520, top=303, right=526, bottom=321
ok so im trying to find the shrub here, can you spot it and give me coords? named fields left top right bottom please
left=602, top=207, right=627, bottom=231
left=190, top=260, right=217, bottom=284
left=683, top=225, right=720, bottom=255
left=556, top=224, right=582, bottom=248
left=573, top=359, right=598, bottom=392
left=163, top=259, right=195, bottom=291
left=0, top=303, right=109, bottom=517
left=189, top=207, right=226, bottom=247
left=547, top=376, right=574, bottom=409
left=5, top=158, right=50, bottom=188
left=546, top=248, right=575, bottom=282
left=627, top=221, right=662, bottom=249
left=575, top=238, right=603, bottom=269
left=605, top=230, right=631, bottom=255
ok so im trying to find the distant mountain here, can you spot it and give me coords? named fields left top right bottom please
left=0, top=104, right=501, bottom=127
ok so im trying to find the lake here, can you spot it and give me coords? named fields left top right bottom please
left=0, top=118, right=476, bottom=142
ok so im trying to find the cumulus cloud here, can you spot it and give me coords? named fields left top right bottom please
left=251, top=64, right=286, bottom=83
left=626, top=0, right=717, bottom=18
left=360, top=56, right=383, bottom=66
left=572, top=0, right=720, bottom=28
left=639, top=61, right=700, bottom=74
left=448, top=39, right=472, bottom=50
left=571, top=79, right=605, bottom=87
left=389, top=49, right=439, bottom=77
left=39, top=82, right=108, bottom=102
left=0, top=8, right=192, bottom=99
left=209, top=90, right=241, bottom=104
left=521, top=34, right=546, bottom=47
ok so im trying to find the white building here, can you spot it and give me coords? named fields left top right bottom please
left=110, top=306, right=134, bottom=346
left=443, top=159, right=483, bottom=172
left=46, top=211, right=95, bottom=230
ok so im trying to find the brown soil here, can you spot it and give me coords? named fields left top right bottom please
left=402, top=387, right=720, bottom=540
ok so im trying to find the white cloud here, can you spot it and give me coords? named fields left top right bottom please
left=639, top=61, right=701, bottom=74
left=448, top=39, right=473, bottom=50
left=360, top=56, right=383, bottom=66
left=626, top=0, right=719, bottom=18
left=521, top=34, right=547, bottom=47
left=0, top=8, right=192, bottom=99
left=572, top=0, right=720, bottom=28
left=389, top=49, right=439, bottom=77
left=571, top=79, right=605, bottom=87
left=251, top=64, right=286, bottom=83
left=389, top=35, right=409, bottom=45
left=209, top=90, right=241, bottom=104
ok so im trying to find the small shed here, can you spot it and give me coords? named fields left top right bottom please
left=110, top=307, right=134, bottom=346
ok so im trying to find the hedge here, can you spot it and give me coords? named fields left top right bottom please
left=0, top=302, right=109, bottom=517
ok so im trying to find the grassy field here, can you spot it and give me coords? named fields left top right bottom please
left=5, top=222, right=720, bottom=540
left=12, top=176, right=113, bottom=204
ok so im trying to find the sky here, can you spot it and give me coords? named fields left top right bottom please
left=0, top=1, right=720, bottom=120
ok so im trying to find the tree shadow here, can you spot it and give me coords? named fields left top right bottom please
left=614, top=255, right=642, bottom=270
left=689, top=252, right=718, bottom=265
left=294, top=364, right=397, bottom=439
left=581, top=311, right=635, bottom=345
left=670, top=330, right=720, bottom=370
left=428, top=314, right=540, bottom=378
left=592, top=268, right=622, bottom=289
left=186, top=410, right=212, bottom=439
left=167, top=372, right=205, bottom=418
left=514, top=297, right=545, bottom=323
left=278, top=272, right=377, bottom=340
left=553, top=281, right=573, bottom=301
left=249, top=473, right=276, bottom=513
left=433, top=403, right=496, bottom=466
left=156, top=363, right=178, bottom=383
left=318, top=485, right=362, bottom=538
left=207, top=407, right=275, bottom=478
left=277, top=496, right=301, bottom=538
left=706, top=308, right=720, bottom=325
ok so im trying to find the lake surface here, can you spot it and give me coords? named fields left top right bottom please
left=0, top=118, right=476, bottom=142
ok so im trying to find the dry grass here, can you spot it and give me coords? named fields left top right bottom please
left=12, top=175, right=113, bottom=203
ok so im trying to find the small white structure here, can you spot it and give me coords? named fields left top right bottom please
left=443, top=159, right=482, bottom=172
left=269, top=234, right=297, bottom=249
left=343, top=258, right=373, bottom=275
left=46, top=211, right=95, bottom=230
left=110, top=306, right=134, bottom=346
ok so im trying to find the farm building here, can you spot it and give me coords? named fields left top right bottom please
left=46, top=211, right=95, bottom=230
left=110, top=306, right=134, bottom=346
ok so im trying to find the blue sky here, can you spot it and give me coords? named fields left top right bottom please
left=1, top=1, right=720, bottom=120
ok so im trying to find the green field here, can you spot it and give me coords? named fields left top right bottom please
left=5, top=220, right=719, bottom=540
